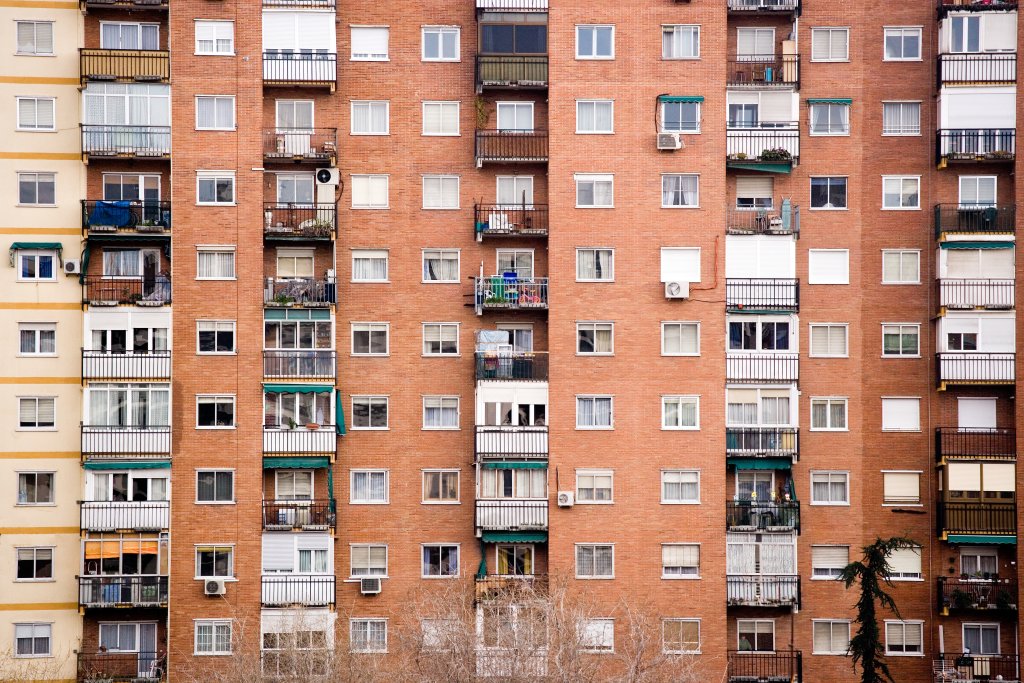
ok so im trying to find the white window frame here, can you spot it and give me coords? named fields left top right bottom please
left=809, top=103, right=850, bottom=136
left=808, top=323, right=849, bottom=358
left=15, top=21, right=54, bottom=56
left=579, top=618, right=615, bottom=653
left=881, top=397, right=921, bottom=432
left=662, top=24, right=700, bottom=60
left=576, top=25, right=615, bottom=60
left=422, top=101, right=460, bottom=137
left=194, top=95, right=235, bottom=131
left=350, top=469, right=389, bottom=504
left=575, top=174, right=614, bottom=208
left=17, top=172, right=55, bottom=206
left=194, top=544, right=234, bottom=579
left=809, top=176, right=848, bottom=210
left=884, top=620, right=924, bottom=656
left=575, top=469, right=613, bottom=504
left=13, top=623, right=51, bottom=658
left=351, top=322, right=389, bottom=357
left=195, top=469, right=234, bottom=504
left=196, top=320, right=236, bottom=355
left=812, top=619, right=852, bottom=655
left=350, top=26, right=389, bottom=62
left=661, top=469, right=700, bottom=505
left=18, top=323, right=56, bottom=357
left=16, top=471, right=55, bottom=506
left=881, top=102, right=921, bottom=137
left=576, top=395, right=613, bottom=430
left=350, top=618, right=388, bottom=653
left=15, top=546, right=53, bottom=582
left=662, top=619, right=701, bottom=654
left=576, top=321, right=614, bottom=356
left=662, top=396, right=700, bottom=430
left=962, top=623, right=1001, bottom=656
left=881, top=249, right=921, bottom=284
left=422, top=249, right=460, bottom=283
left=194, top=20, right=234, bottom=56
left=351, top=249, right=388, bottom=283
left=881, top=323, right=921, bottom=358
left=883, top=27, right=922, bottom=61
left=575, top=543, right=615, bottom=579
left=811, top=27, right=850, bottom=62
left=422, top=322, right=459, bottom=356
left=16, top=250, right=57, bottom=282
left=350, top=175, right=389, bottom=209
left=195, top=395, right=235, bottom=430
left=422, top=396, right=460, bottom=430
left=351, top=396, right=389, bottom=430
left=194, top=619, right=232, bottom=656
left=16, top=97, right=55, bottom=132
left=808, top=249, right=850, bottom=284
left=17, top=396, right=56, bottom=431
left=349, top=544, right=388, bottom=578
left=350, top=100, right=389, bottom=136
left=661, top=173, right=700, bottom=208
left=810, top=397, right=848, bottom=432
left=575, top=247, right=615, bottom=282
left=421, top=26, right=460, bottom=62
left=421, top=175, right=460, bottom=210
left=575, top=100, right=614, bottom=134
left=810, top=545, right=849, bottom=580
left=888, top=546, right=923, bottom=581
left=196, top=171, right=235, bottom=206
left=660, top=100, right=702, bottom=134
left=882, top=176, right=921, bottom=210
left=810, top=470, right=850, bottom=506
left=661, top=322, right=701, bottom=357
left=422, top=469, right=460, bottom=504
left=882, top=470, right=921, bottom=506
left=661, top=543, right=701, bottom=579
left=196, top=246, right=236, bottom=280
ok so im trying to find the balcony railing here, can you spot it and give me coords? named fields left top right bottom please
left=81, top=425, right=171, bottom=459
left=938, top=501, right=1017, bottom=536
left=78, top=652, right=164, bottom=683
left=80, top=501, right=169, bottom=531
left=727, top=0, right=800, bottom=10
left=476, top=55, right=548, bottom=89
left=934, top=203, right=1016, bottom=235
left=475, top=574, right=549, bottom=604
left=262, top=51, right=337, bottom=88
left=476, top=500, right=549, bottom=532
left=726, top=353, right=799, bottom=383
left=263, top=500, right=336, bottom=531
left=475, top=352, right=549, bottom=381
left=263, top=0, right=335, bottom=7
left=263, top=426, right=336, bottom=455
left=938, top=53, right=1017, bottom=86
left=80, top=49, right=170, bottom=84
left=728, top=651, right=802, bottom=683
left=727, top=427, right=799, bottom=460
left=938, top=577, right=1018, bottom=613
left=262, top=129, right=337, bottom=163
left=727, top=501, right=800, bottom=533
left=263, top=350, right=336, bottom=381
left=82, top=125, right=171, bottom=158
left=475, top=425, right=549, bottom=459
left=264, top=204, right=336, bottom=240
left=727, top=55, right=800, bottom=87
left=937, top=353, right=1015, bottom=385
left=474, top=204, right=548, bottom=238
left=475, top=130, right=548, bottom=164
left=82, top=349, right=171, bottom=381
left=727, top=125, right=800, bottom=165
left=477, top=0, right=548, bottom=10
left=82, top=200, right=170, bottom=234
left=83, top=277, right=171, bottom=306
left=83, top=0, right=168, bottom=8
left=79, top=576, right=168, bottom=608
left=261, top=575, right=336, bottom=607
left=937, top=129, right=1016, bottom=164
left=938, top=279, right=1015, bottom=310
left=474, top=276, right=549, bottom=312
left=264, top=277, right=336, bottom=307
left=727, top=575, right=801, bottom=607
left=726, top=278, right=799, bottom=311
left=938, top=0, right=1017, bottom=13
left=726, top=206, right=799, bottom=235
left=936, top=427, right=1016, bottom=461
left=933, top=654, right=1020, bottom=683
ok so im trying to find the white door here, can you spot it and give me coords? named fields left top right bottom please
left=958, top=398, right=997, bottom=431
left=276, top=100, right=314, bottom=155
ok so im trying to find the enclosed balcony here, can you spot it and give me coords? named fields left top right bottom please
left=938, top=576, right=1018, bottom=614
left=938, top=279, right=1015, bottom=310
left=474, top=276, right=549, bottom=313
left=727, top=126, right=799, bottom=170
left=938, top=53, right=1016, bottom=87
left=932, top=654, right=1019, bottom=683
left=78, top=652, right=164, bottom=683
left=475, top=204, right=548, bottom=239
left=728, top=651, right=802, bottom=683
left=80, top=49, right=169, bottom=84
left=262, top=52, right=337, bottom=90
left=78, top=575, right=168, bottom=609
left=475, top=352, right=549, bottom=381
left=475, top=425, right=549, bottom=459
left=726, top=278, right=799, bottom=312
left=83, top=0, right=168, bottom=8
left=727, top=427, right=799, bottom=460
left=726, top=55, right=800, bottom=88
left=82, top=201, right=170, bottom=236
left=262, top=500, right=336, bottom=531
left=261, top=575, right=336, bottom=607
left=81, top=424, right=171, bottom=460
left=80, top=501, right=169, bottom=531
left=726, top=206, right=799, bottom=235
left=727, top=575, right=800, bottom=607
left=82, top=349, right=170, bottom=381
left=82, top=125, right=171, bottom=160
left=936, top=352, right=1015, bottom=387
left=262, top=128, right=337, bottom=164
left=727, top=501, right=800, bottom=533
left=83, top=277, right=171, bottom=306
left=727, top=0, right=800, bottom=12
left=726, top=353, right=799, bottom=383
left=264, top=277, right=336, bottom=307
left=263, top=350, right=336, bottom=381
left=938, top=501, right=1016, bottom=538
left=475, top=56, right=548, bottom=90
left=475, top=130, right=548, bottom=165
left=934, top=203, right=1016, bottom=236
left=476, top=500, right=549, bottom=532
left=935, top=427, right=1016, bottom=461
left=263, top=425, right=336, bottom=456
left=937, top=129, right=1016, bottom=165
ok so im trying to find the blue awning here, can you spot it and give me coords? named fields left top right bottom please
left=481, top=532, right=548, bottom=543
left=263, top=456, right=330, bottom=469
left=807, top=98, right=852, bottom=105
left=947, top=534, right=1017, bottom=545
left=263, top=384, right=334, bottom=394
left=728, top=457, right=793, bottom=470
left=83, top=460, right=170, bottom=470
left=659, top=95, right=704, bottom=103
left=940, top=241, right=1015, bottom=250
left=481, top=461, right=547, bottom=469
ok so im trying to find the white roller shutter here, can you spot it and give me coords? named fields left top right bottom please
left=758, top=237, right=796, bottom=277
left=262, top=13, right=297, bottom=51
left=298, top=13, right=335, bottom=51
left=980, top=317, right=1015, bottom=351
left=736, top=176, right=774, bottom=201
left=726, top=236, right=757, bottom=278
left=760, top=91, right=794, bottom=123
left=983, top=463, right=1016, bottom=492
left=351, top=27, right=388, bottom=58
left=808, top=250, right=849, bottom=284
left=881, top=398, right=920, bottom=431
left=296, top=534, right=330, bottom=551
left=262, top=534, right=295, bottom=571
left=983, top=14, right=1017, bottom=51
left=981, top=248, right=1014, bottom=277
left=944, top=316, right=980, bottom=334
left=945, top=92, right=1015, bottom=129
left=945, top=249, right=981, bottom=278
left=811, top=545, right=848, bottom=570
left=737, top=28, right=774, bottom=57
left=728, top=92, right=760, bottom=106
left=660, top=248, right=701, bottom=283
left=883, top=473, right=920, bottom=503
left=958, top=398, right=997, bottom=430
left=888, top=548, right=921, bottom=575
left=948, top=462, right=982, bottom=491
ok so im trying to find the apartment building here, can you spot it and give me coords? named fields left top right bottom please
left=1, top=0, right=1022, bottom=682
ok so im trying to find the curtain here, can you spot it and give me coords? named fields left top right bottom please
left=663, top=26, right=696, bottom=58
left=662, top=175, right=697, bottom=206
left=812, top=105, right=830, bottom=133
left=104, top=250, right=140, bottom=277
left=354, top=255, right=387, bottom=281
left=726, top=541, right=756, bottom=574
left=424, top=252, right=458, bottom=281
left=760, top=541, right=795, bottom=574
left=728, top=402, right=757, bottom=425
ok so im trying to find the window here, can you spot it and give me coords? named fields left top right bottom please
left=275, top=247, right=312, bottom=279
left=352, top=250, right=388, bottom=282
left=577, top=322, right=613, bottom=355
left=16, top=97, right=55, bottom=131
left=423, top=470, right=459, bottom=503
left=423, top=396, right=459, bottom=430
left=882, top=102, right=921, bottom=136
left=810, top=177, right=847, bottom=209
left=576, top=25, right=614, bottom=59
left=576, top=470, right=613, bottom=503
left=16, top=21, right=53, bottom=55
left=197, top=396, right=235, bottom=429
left=811, top=471, right=849, bottom=505
left=662, top=25, right=699, bottom=59
left=195, top=20, right=233, bottom=55
left=960, top=548, right=998, bottom=578
left=663, top=619, right=700, bottom=654
left=100, top=22, right=159, bottom=49
left=575, top=174, right=614, bottom=208
left=809, top=324, right=848, bottom=358
left=422, top=101, right=459, bottom=136
left=17, top=472, right=54, bottom=505
left=352, top=396, right=388, bottom=430
left=350, top=544, right=387, bottom=577
left=195, top=96, right=234, bottom=130
left=422, top=27, right=459, bottom=61
left=662, top=544, right=700, bottom=578
left=576, top=248, right=614, bottom=281
left=421, top=249, right=459, bottom=283
left=811, top=398, right=847, bottom=431
left=813, top=621, right=851, bottom=655
left=197, top=321, right=235, bottom=354
left=196, top=546, right=233, bottom=577
left=882, top=176, right=920, bottom=210
left=660, top=247, right=701, bottom=284
left=576, top=100, right=614, bottom=134
left=351, top=175, right=389, bottom=209
left=809, top=103, right=850, bottom=135
left=881, top=397, right=920, bottom=432
left=351, top=27, right=389, bottom=61
left=662, top=322, right=700, bottom=356
left=350, top=619, right=387, bottom=653
left=580, top=619, right=614, bottom=653
left=884, top=27, right=921, bottom=61
left=18, top=172, right=55, bottom=206
left=496, top=544, right=534, bottom=575
left=661, top=100, right=701, bottom=133
left=496, top=101, right=534, bottom=132
left=196, top=172, right=234, bottom=205
left=737, top=620, right=774, bottom=653
left=195, top=620, right=232, bottom=655
left=737, top=27, right=774, bottom=57
left=662, top=396, right=699, bottom=430
left=661, top=174, right=699, bottom=208
left=351, top=470, right=388, bottom=504
left=736, top=176, right=773, bottom=209
left=422, top=175, right=459, bottom=209
left=576, top=544, right=614, bottom=578
left=577, top=396, right=613, bottom=429
left=885, top=621, right=923, bottom=655
left=352, top=323, right=388, bottom=356
left=811, top=546, right=849, bottom=579
left=14, top=624, right=50, bottom=657
left=728, top=318, right=791, bottom=351
left=422, top=323, right=459, bottom=356
left=882, top=324, right=920, bottom=357
left=17, top=250, right=56, bottom=282
left=196, top=470, right=233, bottom=503
left=18, top=397, right=55, bottom=429
left=275, top=470, right=312, bottom=500
left=421, top=619, right=457, bottom=651
left=883, top=471, right=920, bottom=505
left=19, top=323, right=56, bottom=356
left=947, top=327, right=979, bottom=352
left=662, top=470, right=699, bottom=504
left=882, top=250, right=920, bottom=284
left=196, top=247, right=235, bottom=279
left=16, top=548, right=52, bottom=580
left=963, top=624, right=1000, bottom=656
left=950, top=14, right=980, bottom=53
left=808, top=250, right=850, bottom=285
left=811, top=28, right=849, bottom=61
left=422, top=544, right=459, bottom=577
left=351, top=101, right=389, bottom=135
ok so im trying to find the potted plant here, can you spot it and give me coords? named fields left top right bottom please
left=274, top=292, right=293, bottom=306
left=759, top=147, right=792, bottom=162
left=287, top=418, right=297, bottom=430
left=950, top=588, right=973, bottom=610
left=306, top=422, right=320, bottom=430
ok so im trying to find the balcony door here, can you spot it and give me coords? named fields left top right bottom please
left=98, top=622, right=158, bottom=677
left=736, top=28, right=774, bottom=60
left=963, top=624, right=1000, bottom=656
left=495, top=544, right=533, bottom=576
left=275, top=100, right=314, bottom=155
left=496, top=249, right=534, bottom=279
left=736, top=472, right=773, bottom=501
left=276, top=173, right=315, bottom=207
left=100, top=22, right=160, bottom=50
left=959, top=176, right=997, bottom=208
left=496, top=102, right=534, bottom=132
left=496, top=176, right=534, bottom=209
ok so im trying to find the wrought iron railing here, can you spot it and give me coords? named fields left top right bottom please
left=726, top=206, right=799, bottom=235
left=81, top=424, right=171, bottom=458
left=78, top=652, right=164, bottom=682
left=80, top=49, right=170, bottom=84
left=933, top=653, right=1019, bottom=682
left=476, top=55, right=549, bottom=88
left=474, top=204, right=549, bottom=237
left=937, top=129, right=1016, bottom=163
left=727, top=55, right=800, bottom=87
left=82, top=125, right=171, bottom=158
left=262, top=500, right=336, bottom=531
left=262, top=129, right=337, bottom=163
left=937, top=353, right=1015, bottom=385
left=934, top=203, right=1016, bottom=235
left=80, top=501, right=169, bottom=531
left=475, top=574, right=549, bottom=604
left=475, top=130, right=548, bottom=163
left=474, top=276, right=549, bottom=311
left=83, top=276, right=171, bottom=306
left=727, top=650, right=802, bottom=682
left=262, top=52, right=337, bottom=87
left=938, top=501, right=1017, bottom=536
left=82, top=349, right=171, bottom=381
left=475, top=352, right=549, bottom=381
left=938, top=279, right=1015, bottom=310
left=264, top=277, right=336, bottom=306
left=262, top=426, right=337, bottom=455
left=728, top=0, right=800, bottom=10
left=79, top=576, right=168, bottom=608
left=726, top=575, right=801, bottom=607
left=938, top=577, right=1018, bottom=612
left=261, top=575, right=336, bottom=607
left=727, top=125, right=800, bottom=164
left=727, top=501, right=800, bottom=532
left=938, top=53, right=1016, bottom=86
left=475, top=425, right=549, bottom=459
left=264, top=203, right=336, bottom=239
left=475, top=500, right=549, bottom=531
left=726, top=353, right=799, bottom=383
left=726, top=278, right=799, bottom=311
left=263, top=350, right=336, bottom=380
left=476, top=0, right=548, bottom=10
left=82, top=200, right=171, bottom=234
left=935, top=427, right=1016, bottom=461
left=726, top=427, right=799, bottom=459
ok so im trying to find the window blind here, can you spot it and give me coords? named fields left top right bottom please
left=983, top=462, right=1016, bottom=492
left=663, top=544, right=699, bottom=567
left=881, top=398, right=920, bottom=431
left=888, top=548, right=921, bottom=575
left=808, top=250, right=849, bottom=284
left=883, top=472, right=920, bottom=503
left=351, top=27, right=388, bottom=59
left=660, top=248, right=701, bottom=283
left=812, top=545, right=848, bottom=570
left=262, top=534, right=295, bottom=571
left=735, top=176, right=773, bottom=200
left=810, top=325, right=846, bottom=356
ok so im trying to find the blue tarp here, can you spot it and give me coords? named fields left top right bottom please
left=88, top=201, right=134, bottom=228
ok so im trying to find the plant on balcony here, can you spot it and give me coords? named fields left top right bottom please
left=990, top=149, right=1014, bottom=159
left=994, top=588, right=1015, bottom=611
left=273, top=292, right=293, bottom=306
left=305, top=218, right=333, bottom=238
left=950, top=588, right=974, bottom=609
left=759, top=147, right=792, bottom=162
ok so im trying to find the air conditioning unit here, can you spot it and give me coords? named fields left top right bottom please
left=360, top=577, right=382, bottom=595
left=315, top=167, right=340, bottom=186
left=665, top=281, right=690, bottom=299
left=556, top=491, right=574, bottom=508
left=63, top=259, right=81, bottom=275
left=657, top=132, right=682, bottom=150
left=204, top=579, right=226, bottom=596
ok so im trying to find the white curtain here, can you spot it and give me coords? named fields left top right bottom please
left=726, top=540, right=756, bottom=574
left=662, top=175, right=697, bottom=206
left=103, top=250, right=139, bottom=277
left=354, top=255, right=387, bottom=281
left=663, top=26, right=697, bottom=58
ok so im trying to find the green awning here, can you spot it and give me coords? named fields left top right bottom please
left=659, top=95, right=704, bottom=103
left=263, top=456, right=330, bottom=469
left=263, top=384, right=334, bottom=394
left=726, top=161, right=793, bottom=174
left=940, top=241, right=1015, bottom=250
left=482, top=461, right=548, bottom=469
left=335, top=391, right=345, bottom=435
left=947, top=534, right=1017, bottom=545
left=807, top=98, right=852, bottom=105
left=80, top=242, right=91, bottom=284
left=83, top=460, right=170, bottom=470
left=481, top=532, right=548, bottom=543
left=728, top=457, right=793, bottom=470
left=9, top=241, right=63, bottom=268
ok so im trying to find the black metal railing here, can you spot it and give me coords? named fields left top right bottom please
left=727, top=55, right=800, bottom=87
left=83, top=276, right=171, bottom=306
left=82, top=125, right=171, bottom=158
left=262, top=500, right=336, bottom=531
left=728, top=0, right=800, bottom=9
left=934, top=203, right=1016, bottom=235
left=82, top=200, right=171, bottom=234
left=938, top=0, right=1016, bottom=12
left=474, top=276, right=549, bottom=311
left=726, top=206, right=799, bottom=235
left=81, top=424, right=171, bottom=458
left=264, top=204, right=336, bottom=239
left=262, top=52, right=337, bottom=87
left=475, top=500, right=549, bottom=531
left=82, top=349, right=171, bottom=381
left=726, top=278, right=799, bottom=311
left=263, top=350, right=336, bottom=380
left=262, top=129, right=337, bottom=163
left=475, top=352, right=549, bottom=381
left=261, top=575, right=336, bottom=607
left=727, top=651, right=802, bottom=683
left=80, top=501, right=169, bottom=531
left=476, top=55, right=549, bottom=88
left=475, top=425, right=549, bottom=459
left=84, top=0, right=168, bottom=8
left=78, top=652, right=164, bottom=682
left=938, top=279, right=1015, bottom=310
left=475, top=130, right=548, bottom=163
left=475, top=203, right=549, bottom=238
left=727, top=575, right=801, bottom=607
left=262, top=426, right=337, bottom=455
left=937, top=129, right=1016, bottom=163
left=938, top=53, right=1017, bottom=86
left=80, top=49, right=170, bottom=84
left=727, top=500, right=800, bottom=532
left=475, top=574, right=549, bottom=604
left=933, top=654, right=1020, bottom=682
left=727, top=427, right=799, bottom=459
left=476, top=0, right=548, bottom=10
left=79, top=576, right=168, bottom=608
left=938, top=501, right=1017, bottom=536
left=938, top=577, right=1018, bottom=612
left=937, top=353, right=1016, bottom=385
left=727, top=126, right=800, bottom=164
left=936, top=427, right=1016, bottom=461
left=726, top=353, right=799, bottom=383
left=264, top=277, right=336, bottom=306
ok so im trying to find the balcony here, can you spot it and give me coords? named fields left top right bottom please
left=475, top=352, right=549, bottom=381
left=262, top=52, right=337, bottom=90
left=937, top=129, right=1016, bottom=166
left=726, top=206, right=799, bottom=236
left=728, top=651, right=802, bottom=683
left=82, top=350, right=171, bottom=381
left=263, top=350, right=336, bottom=381
left=727, top=125, right=800, bottom=170
left=475, top=425, right=549, bottom=459
left=477, top=0, right=548, bottom=10
left=938, top=501, right=1017, bottom=537
left=726, top=353, right=799, bottom=383
left=939, top=279, right=1015, bottom=310
left=727, top=55, right=800, bottom=88
left=82, top=125, right=171, bottom=160
left=938, top=577, right=1018, bottom=613
left=727, top=427, right=799, bottom=460
left=78, top=576, right=168, bottom=608
left=83, top=0, right=168, bottom=8
left=78, top=652, right=164, bottom=683
left=83, top=277, right=171, bottom=306
left=727, top=501, right=800, bottom=533
left=937, top=353, right=1015, bottom=387
left=263, top=0, right=335, bottom=7
left=933, top=654, right=1020, bottom=683
left=936, top=427, right=1016, bottom=461
left=82, top=200, right=170, bottom=235
left=264, top=277, right=336, bottom=307
left=727, top=575, right=800, bottom=608
left=474, top=204, right=548, bottom=239
left=476, top=55, right=548, bottom=89
left=262, top=500, right=336, bottom=531
left=261, top=575, right=336, bottom=607
left=474, top=276, right=549, bottom=313
left=81, top=425, right=171, bottom=460
left=80, top=501, right=169, bottom=531
left=934, top=203, right=1016, bottom=236
left=476, top=500, right=549, bottom=532
left=80, top=49, right=169, bottom=84
left=475, top=130, right=548, bottom=165
left=938, top=0, right=1017, bottom=14
left=938, top=53, right=1016, bottom=86
left=726, top=278, right=799, bottom=312
left=262, top=129, right=337, bottom=164
left=727, top=0, right=800, bottom=12
left=264, top=204, right=336, bottom=240
left=263, top=426, right=336, bottom=456
left=474, top=574, right=548, bottom=604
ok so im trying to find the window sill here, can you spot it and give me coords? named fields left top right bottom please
left=421, top=280, right=461, bottom=285
left=575, top=575, right=615, bottom=580
left=421, top=574, right=461, bottom=579
left=195, top=500, right=236, bottom=505
left=351, top=206, right=390, bottom=210
left=422, top=427, right=460, bottom=431
left=16, top=129, right=57, bottom=133
left=662, top=353, right=700, bottom=358
left=812, top=651, right=851, bottom=656
left=351, top=353, right=390, bottom=358
left=809, top=132, right=851, bottom=137
left=350, top=132, right=391, bottom=137
left=576, top=426, right=614, bottom=431
left=349, top=500, right=390, bottom=505
left=809, top=502, right=851, bottom=507
left=661, top=205, right=700, bottom=210
left=16, top=204, right=57, bottom=208
left=881, top=207, right=921, bottom=211
left=421, top=59, right=462, bottom=64
left=882, top=133, right=922, bottom=137
left=808, top=206, right=849, bottom=211
left=196, top=278, right=237, bottom=282
left=421, top=354, right=461, bottom=359
left=661, top=574, right=701, bottom=580
left=350, top=427, right=390, bottom=431
left=16, top=502, right=57, bottom=507
left=810, top=576, right=842, bottom=581
left=197, top=352, right=238, bottom=356
left=884, top=652, right=924, bottom=657
left=576, top=205, right=615, bottom=210
left=195, top=576, right=238, bottom=582
left=880, top=281, right=920, bottom=286
left=351, top=280, right=390, bottom=284
left=661, top=500, right=700, bottom=505
left=880, top=355, right=921, bottom=359
left=14, top=578, right=56, bottom=583
left=16, top=428, right=57, bottom=432
left=809, top=355, right=850, bottom=359
left=576, top=131, right=614, bottom=135
left=421, top=206, right=460, bottom=211
left=197, top=426, right=236, bottom=430
left=195, top=52, right=237, bottom=57
left=196, top=128, right=237, bottom=133
left=17, top=354, right=58, bottom=359
left=193, top=652, right=233, bottom=657
left=577, top=278, right=615, bottom=283
left=882, top=503, right=922, bottom=507
left=347, top=576, right=388, bottom=581
left=421, top=500, right=461, bottom=505
left=16, top=279, right=58, bottom=284
left=881, top=429, right=922, bottom=433
left=662, top=427, right=700, bottom=431
left=421, top=133, right=461, bottom=137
